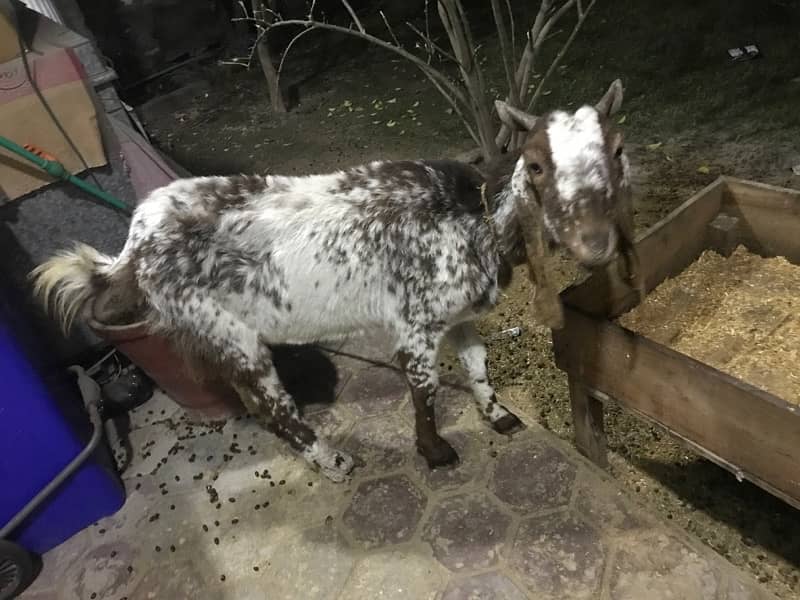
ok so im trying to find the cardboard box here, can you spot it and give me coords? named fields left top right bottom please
left=0, top=2, right=107, bottom=202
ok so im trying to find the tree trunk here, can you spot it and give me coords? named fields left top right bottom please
left=253, top=0, right=287, bottom=113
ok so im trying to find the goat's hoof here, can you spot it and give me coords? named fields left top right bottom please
left=492, top=412, right=525, bottom=435
left=316, top=449, right=355, bottom=483
left=419, top=437, right=460, bottom=469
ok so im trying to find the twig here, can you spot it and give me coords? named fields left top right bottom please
left=421, top=70, right=481, bottom=147
left=406, top=22, right=457, bottom=64
left=339, top=0, right=364, bottom=33
left=379, top=10, right=401, bottom=47
left=276, top=25, right=320, bottom=77
left=528, top=0, right=596, bottom=112
left=504, top=0, right=516, bottom=58
left=527, top=0, right=596, bottom=113
left=424, top=0, right=433, bottom=62
left=491, top=0, right=518, bottom=103
left=265, top=19, right=472, bottom=110
left=307, top=0, right=318, bottom=21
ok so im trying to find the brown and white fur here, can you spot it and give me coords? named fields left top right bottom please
left=31, top=81, right=631, bottom=482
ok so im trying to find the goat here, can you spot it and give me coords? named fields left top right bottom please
left=31, top=80, right=633, bottom=482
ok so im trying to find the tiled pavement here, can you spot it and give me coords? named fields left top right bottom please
left=21, top=339, right=776, bottom=600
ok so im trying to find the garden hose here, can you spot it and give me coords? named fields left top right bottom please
left=0, top=135, right=131, bottom=215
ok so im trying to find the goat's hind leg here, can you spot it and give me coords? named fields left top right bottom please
left=446, top=322, right=524, bottom=434
left=188, top=319, right=353, bottom=481
left=232, top=363, right=354, bottom=482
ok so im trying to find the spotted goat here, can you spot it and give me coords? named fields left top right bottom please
left=32, top=80, right=635, bottom=482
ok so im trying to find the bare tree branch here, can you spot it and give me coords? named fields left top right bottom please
left=406, top=22, right=458, bottom=64
left=230, top=0, right=598, bottom=162
left=527, top=0, right=596, bottom=113
left=491, top=0, right=518, bottom=103
left=264, top=19, right=472, bottom=112
left=504, top=0, right=516, bottom=57
left=339, top=0, right=365, bottom=33
left=379, top=10, right=401, bottom=47
left=276, top=24, right=319, bottom=81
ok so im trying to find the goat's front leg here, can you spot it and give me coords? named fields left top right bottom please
left=447, top=322, right=524, bottom=434
left=397, top=337, right=459, bottom=469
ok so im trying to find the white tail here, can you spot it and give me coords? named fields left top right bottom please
left=30, top=243, right=114, bottom=334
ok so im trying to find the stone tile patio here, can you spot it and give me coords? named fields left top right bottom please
left=21, top=341, right=777, bottom=600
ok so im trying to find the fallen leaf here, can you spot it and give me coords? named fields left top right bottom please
left=791, top=164, right=800, bottom=176
left=697, top=165, right=711, bottom=174
left=645, top=142, right=663, bottom=151
left=412, top=101, right=420, bottom=107
left=386, top=120, right=397, bottom=127
left=387, top=97, right=397, bottom=104
left=617, top=114, right=627, bottom=124
left=445, top=108, right=454, bottom=115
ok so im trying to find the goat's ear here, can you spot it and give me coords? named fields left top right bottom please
left=495, top=100, right=538, bottom=132
left=595, top=79, right=624, bottom=118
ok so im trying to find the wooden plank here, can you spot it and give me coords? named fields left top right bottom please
left=723, top=177, right=800, bottom=264
left=588, top=388, right=800, bottom=511
left=553, top=309, right=800, bottom=506
left=563, top=178, right=726, bottom=318
left=568, top=375, right=608, bottom=467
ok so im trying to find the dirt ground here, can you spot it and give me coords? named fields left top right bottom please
left=137, top=0, right=800, bottom=596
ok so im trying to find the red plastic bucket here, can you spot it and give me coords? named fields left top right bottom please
left=88, top=317, right=243, bottom=420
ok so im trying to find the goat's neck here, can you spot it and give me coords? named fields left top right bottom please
left=488, top=180, right=526, bottom=267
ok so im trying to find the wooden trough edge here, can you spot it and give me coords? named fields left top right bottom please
left=552, top=176, right=800, bottom=510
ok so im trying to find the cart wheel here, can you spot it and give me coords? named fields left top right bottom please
left=0, top=540, right=35, bottom=600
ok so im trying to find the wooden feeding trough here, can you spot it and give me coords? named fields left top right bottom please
left=552, top=177, right=800, bottom=510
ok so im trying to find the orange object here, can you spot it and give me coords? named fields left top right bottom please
left=22, top=143, right=58, bottom=162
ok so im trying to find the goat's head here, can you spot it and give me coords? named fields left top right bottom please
left=496, top=80, right=629, bottom=268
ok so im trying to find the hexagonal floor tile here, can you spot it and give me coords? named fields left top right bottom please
left=442, top=571, right=528, bottom=600
left=507, top=511, right=606, bottom=600
left=343, top=413, right=415, bottom=477
left=342, top=474, right=426, bottom=548
left=422, top=493, right=511, bottom=572
left=573, top=475, right=645, bottom=535
left=132, top=559, right=224, bottom=599
left=337, top=366, right=408, bottom=417
left=720, top=576, right=776, bottom=600
left=247, top=524, right=354, bottom=600
left=490, top=435, right=576, bottom=513
left=338, top=551, right=446, bottom=599
left=411, top=431, right=488, bottom=491
left=63, top=538, right=143, bottom=600
left=609, top=532, right=722, bottom=600
left=33, top=529, right=94, bottom=591
left=434, top=382, right=482, bottom=432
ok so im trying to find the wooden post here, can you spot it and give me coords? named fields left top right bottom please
left=568, top=375, right=608, bottom=467
left=706, top=213, right=740, bottom=257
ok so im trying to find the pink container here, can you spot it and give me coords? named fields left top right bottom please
left=88, top=318, right=243, bottom=420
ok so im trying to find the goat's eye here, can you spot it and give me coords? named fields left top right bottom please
left=614, top=145, right=624, bottom=158
left=528, top=162, right=543, bottom=175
